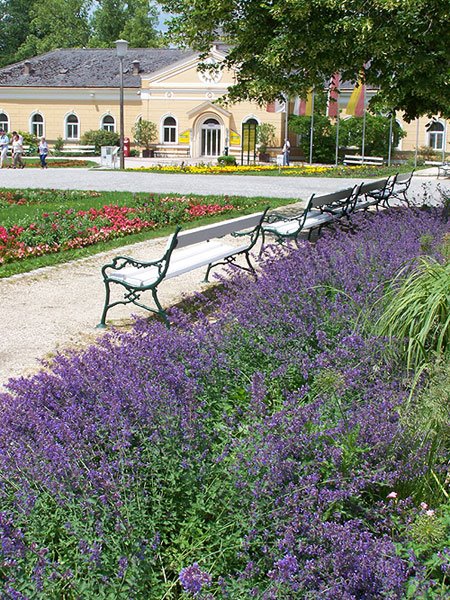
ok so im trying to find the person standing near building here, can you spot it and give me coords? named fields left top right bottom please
left=282, top=138, right=291, bottom=166
left=12, top=133, right=25, bottom=168
left=38, top=137, right=49, bottom=168
left=0, top=130, right=10, bottom=168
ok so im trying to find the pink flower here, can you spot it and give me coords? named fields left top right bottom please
left=386, top=491, right=398, bottom=499
left=420, top=502, right=428, bottom=510
left=425, top=509, right=435, bottom=517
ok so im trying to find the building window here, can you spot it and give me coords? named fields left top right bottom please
left=0, top=112, right=9, bottom=132
left=101, top=115, right=115, bottom=132
left=427, top=120, right=444, bottom=150
left=65, top=114, right=79, bottom=139
left=31, top=113, right=44, bottom=137
left=163, top=116, right=177, bottom=143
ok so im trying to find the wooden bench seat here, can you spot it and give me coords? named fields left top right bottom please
left=98, top=209, right=268, bottom=327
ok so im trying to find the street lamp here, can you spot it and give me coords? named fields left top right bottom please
left=115, top=39, right=129, bottom=169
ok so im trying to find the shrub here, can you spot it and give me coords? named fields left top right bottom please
left=132, top=119, right=157, bottom=150
left=81, top=129, right=119, bottom=153
left=217, top=154, right=237, bottom=166
left=256, top=122, right=276, bottom=153
left=52, top=135, right=64, bottom=155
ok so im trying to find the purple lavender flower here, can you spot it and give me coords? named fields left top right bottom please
left=179, top=562, right=212, bottom=595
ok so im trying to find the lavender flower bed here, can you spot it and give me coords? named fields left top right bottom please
left=0, top=207, right=448, bottom=598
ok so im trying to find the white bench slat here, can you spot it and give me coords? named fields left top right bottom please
left=109, top=241, right=249, bottom=288
left=176, top=212, right=264, bottom=248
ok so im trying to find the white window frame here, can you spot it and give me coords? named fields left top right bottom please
left=427, top=120, right=444, bottom=151
left=0, top=111, right=10, bottom=132
left=65, top=113, right=80, bottom=140
left=30, top=112, right=44, bottom=138
left=161, top=114, right=178, bottom=144
left=101, top=114, right=115, bottom=132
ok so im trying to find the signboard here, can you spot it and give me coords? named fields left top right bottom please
left=179, top=129, right=190, bottom=144
left=230, top=130, right=241, bottom=146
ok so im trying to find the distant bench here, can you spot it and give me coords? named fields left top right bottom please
left=344, top=155, right=384, bottom=166
left=424, top=160, right=450, bottom=178
left=59, top=145, right=96, bottom=155
left=98, top=209, right=268, bottom=327
left=261, top=171, right=414, bottom=249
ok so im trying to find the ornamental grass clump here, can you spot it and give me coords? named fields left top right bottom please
left=376, top=232, right=450, bottom=370
left=0, top=206, right=449, bottom=597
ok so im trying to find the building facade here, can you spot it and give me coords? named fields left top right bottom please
left=0, top=46, right=447, bottom=160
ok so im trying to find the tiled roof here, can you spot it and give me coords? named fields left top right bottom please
left=0, top=48, right=195, bottom=88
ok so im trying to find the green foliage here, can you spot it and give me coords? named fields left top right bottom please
left=15, top=0, right=91, bottom=60
left=376, top=239, right=450, bottom=371
left=339, top=114, right=406, bottom=157
left=132, top=119, right=158, bottom=150
left=90, top=0, right=161, bottom=47
left=217, top=155, right=237, bottom=166
left=53, top=135, right=64, bottom=153
left=290, top=114, right=336, bottom=163
left=81, top=128, right=119, bottom=153
left=162, top=0, right=449, bottom=120
left=256, top=123, right=276, bottom=153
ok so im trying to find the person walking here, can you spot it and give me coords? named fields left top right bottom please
left=282, top=138, right=291, bottom=166
left=38, top=137, right=49, bottom=168
left=0, top=130, right=10, bottom=168
left=12, top=133, right=25, bottom=169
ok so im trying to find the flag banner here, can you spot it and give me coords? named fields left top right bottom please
left=346, top=81, right=366, bottom=117
left=327, top=73, right=341, bottom=118
left=266, top=99, right=285, bottom=113
left=293, top=90, right=314, bottom=116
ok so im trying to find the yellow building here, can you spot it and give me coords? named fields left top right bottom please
left=0, top=45, right=285, bottom=160
left=0, top=45, right=447, bottom=159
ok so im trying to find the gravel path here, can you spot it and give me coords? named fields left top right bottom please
left=0, top=169, right=447, bottom=391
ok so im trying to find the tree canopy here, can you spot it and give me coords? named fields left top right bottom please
left=161, top=0, right=450, bottom=121
left=0, top=0, right=163, bottom=67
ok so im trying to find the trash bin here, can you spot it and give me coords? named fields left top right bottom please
left=276, top=154, right=284, bottom=166
left=100, top=146, right=119, bottom=169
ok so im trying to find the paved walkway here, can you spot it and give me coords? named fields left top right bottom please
left=0, top=169, right=447, bottom=391
left=0, top=163, right=445, bottom=200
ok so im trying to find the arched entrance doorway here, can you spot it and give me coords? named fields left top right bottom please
left=201, top=118, right=221, bottom=157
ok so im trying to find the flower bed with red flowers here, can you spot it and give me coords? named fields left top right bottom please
left=0, top=194, right=236, bottom=265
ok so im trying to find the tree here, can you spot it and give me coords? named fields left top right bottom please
left=16, top=0, right=92, bottom=59
left=0, top=0, right=35, bottom=66
left=81, top=129, right=120, bottom=153
left=90, top=0, right=161, bottom=47
left=161, top=0, right=450, bottom=121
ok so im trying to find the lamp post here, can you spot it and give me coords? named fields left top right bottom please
left=115, top=39, right=129, bottom=169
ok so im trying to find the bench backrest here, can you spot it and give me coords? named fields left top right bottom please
left=359, top=178, right=389, bottom=195
left=395, top=171, right=414, bottom=185
left=175, top=210, right=268, bottom=250
left=311, top=187, right=355, bottom=209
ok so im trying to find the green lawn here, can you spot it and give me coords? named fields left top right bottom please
left=0, top=189, right=297, bottom=278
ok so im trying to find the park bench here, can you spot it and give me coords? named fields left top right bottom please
left=261, top=186, right=360, bottom=248
left=98, top=209, right=268, bottom=327
left=344, top=154, right=384, bottom=167
left=389, top=170, right=414, bottom=205
left=59, top=144, right=96, bottom=155
left=351, top=176, right=397, bottom=212
left=424, top=160, right=450, bottom=178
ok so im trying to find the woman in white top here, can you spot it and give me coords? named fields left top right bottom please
left=12, top=134, right=24, bottom=169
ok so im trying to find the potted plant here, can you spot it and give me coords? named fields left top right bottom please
left=256, top=123, right=276, bottom=162
left=132, top=119, right=158, bottom=157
